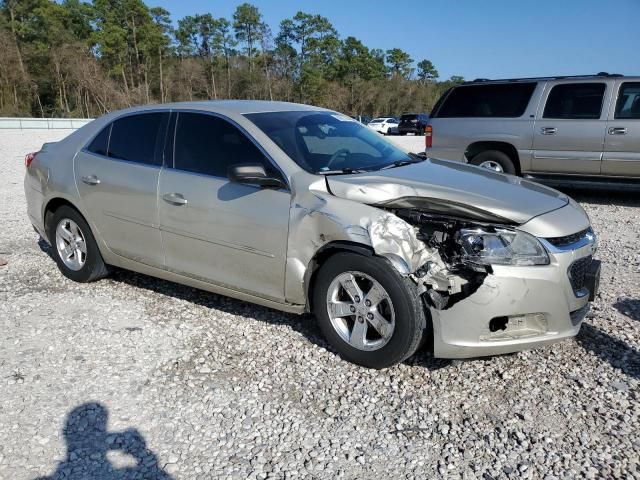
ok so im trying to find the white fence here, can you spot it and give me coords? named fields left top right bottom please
left=0, top=117, right=93, bottom=130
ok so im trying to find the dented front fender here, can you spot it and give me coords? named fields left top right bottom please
left=284, top=175, right=438, bottom=306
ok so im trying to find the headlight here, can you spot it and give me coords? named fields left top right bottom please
left=457, top=227, right=549, bottom=266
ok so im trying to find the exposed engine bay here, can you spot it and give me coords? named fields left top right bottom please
left=383, top=207, right=495, bottom=310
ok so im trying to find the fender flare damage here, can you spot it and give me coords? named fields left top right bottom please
left=285, top=186, right=489, bottom=312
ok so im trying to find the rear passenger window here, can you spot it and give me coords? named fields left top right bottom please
left=108, top=113, right=165, bottom=165
left=543, top=83, right=606, bottom=120
left=173, top=112, right=271, bottom=177
left=435, top=83, right=536, bottom=118
left=615, top=82, right=640, bottom=119
left=87, top=124, right=110, bottom=156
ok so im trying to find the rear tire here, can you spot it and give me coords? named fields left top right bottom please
left=47, top=205, right=109, bottom=283
left=469, top=150, right=516, bottom=175
left=313, top=252, right=426, bottom=369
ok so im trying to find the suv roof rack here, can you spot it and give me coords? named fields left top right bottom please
left=467, top=73, right=624, bottom=84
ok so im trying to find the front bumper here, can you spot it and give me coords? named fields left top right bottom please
left=431, top=240, right=596, bottom=358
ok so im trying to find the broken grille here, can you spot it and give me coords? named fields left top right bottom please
left=568, top=256, right=592, bottom=292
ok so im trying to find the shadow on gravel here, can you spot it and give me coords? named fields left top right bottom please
left=109, top=268, right=450, bottom=371
left=36, top=403, right=172, bottom=480
left=38, top=237, right=53, bottom=255
left=614, top=297, right=640, bottom=321
left=576, top=322, right=640, bottom=380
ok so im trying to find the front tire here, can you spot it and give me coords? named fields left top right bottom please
left=469, top=150, right=516, bottom=175
left=48, top=205, right=109, bottom=283
left=313, top=253, right=426, bottom=369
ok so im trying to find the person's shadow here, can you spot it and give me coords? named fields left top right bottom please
left=37, top=403, right=173, bottom=480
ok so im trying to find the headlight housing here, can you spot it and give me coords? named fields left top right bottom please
left=456, top=227, right=549, bottom=266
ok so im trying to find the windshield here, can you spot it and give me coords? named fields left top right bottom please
left=245, top=111, right=415, bottom=174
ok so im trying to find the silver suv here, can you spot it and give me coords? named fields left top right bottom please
left=25, top=101, right=599, bottom=368
left=426, top=73, right=640, bottom=187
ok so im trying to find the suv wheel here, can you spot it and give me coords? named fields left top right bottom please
left=313, top=253, right=426, bottom=369
left=469, top=150, right=516, bottom=175
left=48, top=205, right=109, bottom=282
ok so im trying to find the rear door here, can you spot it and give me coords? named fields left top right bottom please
left=158, top=111, right=291, bottom=301
left=532, top=81, right=611, bottom=174
left=75, top=112, right=168, bottom=266
left=602, top=80, right=640, bottom=176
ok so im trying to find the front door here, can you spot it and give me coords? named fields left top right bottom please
left=158, top=112, right=291, bottom=302
left=532, top=82, right=610, bottom=175
left=603, top=81, right=640, bottom=176
left=75, top=112, right=168, bottom=266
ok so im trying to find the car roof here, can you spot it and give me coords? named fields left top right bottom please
left=462, top=73, right=637, bottom=86
left=105, top=100, right=331, bottom=117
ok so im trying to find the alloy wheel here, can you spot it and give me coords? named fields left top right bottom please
left=326, top=271, right=395, bottom=351
left=55, top=218, right=87, bottom=271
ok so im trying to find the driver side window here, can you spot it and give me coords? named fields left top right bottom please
left=173, top=112, right=276, bottom=178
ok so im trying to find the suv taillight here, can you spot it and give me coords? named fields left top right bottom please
left=425, top=125, right=433, bottom=149
left=24, top=152, right=38, bottom=168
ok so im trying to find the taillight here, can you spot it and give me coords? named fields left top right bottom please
left=425, top=125, right=433, bottom=149
left=24, top=152, right=38, bottom=168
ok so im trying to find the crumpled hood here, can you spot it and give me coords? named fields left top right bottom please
left=326, top=158, right=569, bottom=224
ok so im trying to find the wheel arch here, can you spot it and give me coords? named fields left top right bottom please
left=42, top=197, right=89, bottom=243
left=303, top=241, right=375, bottom=312
left=465, top=141, right=521, bottom=174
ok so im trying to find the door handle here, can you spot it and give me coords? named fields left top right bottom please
left=81, top=175, right=101, bottom=185
left=162, top=193, right=188, bottom=205
left=608, top=127, right=627, bottom=135
left=540, top=127, right=557, bottom=135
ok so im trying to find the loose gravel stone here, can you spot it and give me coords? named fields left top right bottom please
left=1, top=130, right=639, bottom=479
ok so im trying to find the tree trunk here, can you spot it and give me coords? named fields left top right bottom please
left=120, top=68, right=131, bottom=106
left=226, top=53, right=231, bottom=98
left=264, top=59, right=273, bottom=101
left=158, top=46, right=164, bottom=102
left=62, top=76, right=70, bottom=113
left=144, top=67, right=150, bottom=103
left=35, top=88, right=44, bottom=117
left=131, top=16, right=143, bottom=87
left=210, top=61, right=217, bottom=99
left=8, top=7, right=26, bottom=76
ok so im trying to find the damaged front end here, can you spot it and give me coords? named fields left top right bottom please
left=375, top=197, right=549, bottom=311
left=378, top=207, right=491, bottom=311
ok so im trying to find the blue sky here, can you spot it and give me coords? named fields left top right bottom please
left=149, top=0, right=640, bottom=80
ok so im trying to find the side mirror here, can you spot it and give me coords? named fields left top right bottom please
left=227, top=164, right=285, bottom=189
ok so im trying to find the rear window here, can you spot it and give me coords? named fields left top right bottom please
left=434, top=82, right=536, bottom=118
left=615, top=82, right=640, bottom=119
left=400, top=114, right=417, bottom=121
left=87, top=124, right=110, bottom=156
left=543, top=83, right=606, bottom=120
left=108, top=113, right=166, bottom=165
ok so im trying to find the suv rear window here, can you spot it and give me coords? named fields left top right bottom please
left=543, top=83, right=606, bottom=120
left=615, top=82, right=640, bottom=119
left=434, top=83, right=536, bottom=118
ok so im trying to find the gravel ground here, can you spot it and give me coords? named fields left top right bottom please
left=1, top=129, right=639, bottom=480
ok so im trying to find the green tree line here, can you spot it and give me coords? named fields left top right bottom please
left=0, top=0, right=465, bottom=118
